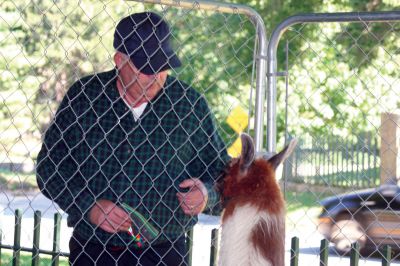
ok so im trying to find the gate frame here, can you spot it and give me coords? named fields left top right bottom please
left=130, top=0, right=269, bottom=152
left=0, top=1, right=269, bottom=265
left=266, top=11, right=400, bottom=153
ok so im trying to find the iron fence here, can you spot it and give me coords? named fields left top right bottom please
left=0, top=210, right=220, bottom=266
left=287, top=133, right=380, bottom=189
left=1, top=211, right=397, bottom=266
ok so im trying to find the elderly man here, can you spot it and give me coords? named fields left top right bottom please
left=36, top=12, right=229, bottom=265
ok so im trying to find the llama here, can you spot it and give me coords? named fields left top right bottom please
left=219, top=133, right=297, bottom=266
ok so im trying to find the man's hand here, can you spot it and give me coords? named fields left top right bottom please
left=89, top=199, right=132, bottom=233
left=177, top=178, right=208, bottom=215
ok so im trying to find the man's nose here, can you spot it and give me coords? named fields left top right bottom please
left=139, top=71, right=157, bottom=78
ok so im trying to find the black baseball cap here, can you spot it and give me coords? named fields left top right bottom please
left=113, top=12, right=182, bottom=74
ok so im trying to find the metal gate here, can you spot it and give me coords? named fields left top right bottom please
left=0, top=0, right=266, bottom=265
left=268, top=11, right=400, bottom=265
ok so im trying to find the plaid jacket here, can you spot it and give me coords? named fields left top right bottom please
left=36, top=69, right=229, bottom=247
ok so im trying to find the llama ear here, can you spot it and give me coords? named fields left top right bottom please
left=268, top=139, right=298, bottom=170
left=239, top=133, right=255, bottom=172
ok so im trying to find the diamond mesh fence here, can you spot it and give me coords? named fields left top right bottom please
left=4, top=1, right=400, bottom=265
left=278, top=17, right=400, bottom=264
left=0, top=1, right=260, bottom=265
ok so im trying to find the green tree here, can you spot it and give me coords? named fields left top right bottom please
left=1, top=0, right=399, bottom=167
left=227, top=0, right=400, bottom=145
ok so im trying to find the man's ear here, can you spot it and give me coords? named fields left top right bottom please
left=114, top=52, right=123, bottom=69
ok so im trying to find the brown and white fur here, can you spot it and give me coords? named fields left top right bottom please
left=219, top=133, right=297, bottom=266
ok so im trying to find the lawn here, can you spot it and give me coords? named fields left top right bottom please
left=285, top=190, right=321, bottom=212
left=285, top=190, right=329, bottom=235
left=0, top=251, right=68, bottom=266
left=0, top=169, right=37, bottom=191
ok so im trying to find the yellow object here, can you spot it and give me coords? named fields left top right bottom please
left=226, top=106, right=249, bottom=157
left=227, top=136, right=242, bottom=157
left=226, top=106, right=249, bottom=134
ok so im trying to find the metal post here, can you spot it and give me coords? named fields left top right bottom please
left=52, top=213, right=61, bottom=266
left=13, top=210, right=22, bottom=266
left=32, top=211, right=41, bottom=266
left=290, top=236, right=299, bottom=266
left=129, top=0, right=268, bottom=152
left=209, top=228, right=220, bottom=266
left=319, top=239, right=329, bottom=266
left=382, top=245, right=392, bottom=266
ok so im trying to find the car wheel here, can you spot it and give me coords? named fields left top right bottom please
left=330, top=214, right=367, bottom=254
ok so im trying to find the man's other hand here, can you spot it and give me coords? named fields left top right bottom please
left=177, top=178, right=208, bottom=215
left=89, top=199, right=132, bottom=233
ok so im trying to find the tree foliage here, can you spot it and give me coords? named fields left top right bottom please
left=229, top=0, right=400, bottom=144
left=0, top=0, right=399, bottom=164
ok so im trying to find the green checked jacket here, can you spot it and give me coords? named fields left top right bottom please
left=36, top=69, right=229, bottom=247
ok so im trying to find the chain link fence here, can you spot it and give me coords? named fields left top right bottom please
left=3, top=0, right=400, bottom=265
left=0, top=0, right=264, bottom=265
left=272, top=12, right=400, bottom=265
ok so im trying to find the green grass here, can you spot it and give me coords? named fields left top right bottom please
left=285, top=190, right=328, bottom=233
left=0, top=251, right=68, bottom=266
left=0, top=169, right=37, bottom=191
left=285, top=190, right=321, bottom=212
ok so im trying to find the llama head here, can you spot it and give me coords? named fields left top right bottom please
left=222, top=133, right=297, bottom=199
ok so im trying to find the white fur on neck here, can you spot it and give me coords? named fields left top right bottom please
left=219, top=203, right=280, bottom=266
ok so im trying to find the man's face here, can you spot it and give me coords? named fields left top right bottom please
left=115, top=52, right=167, bottom=106
left=118, top=54, right=157, bottom=90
